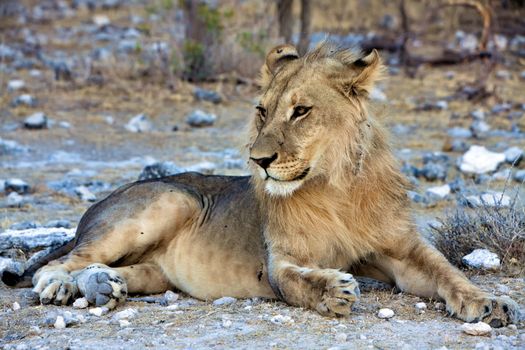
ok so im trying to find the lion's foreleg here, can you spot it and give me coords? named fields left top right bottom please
left=114, top=262, right=171, bottom=294
left=379, top=239, right=519, bottom=326
left=268, top=255, right=360, bottom=317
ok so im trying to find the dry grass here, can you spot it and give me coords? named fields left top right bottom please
left=431, top=188, right=525, bottom=276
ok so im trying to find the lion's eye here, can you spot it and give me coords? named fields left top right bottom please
left=291, top=106, right=312, bottom=121
left=256, top=105, right=266, bottom=122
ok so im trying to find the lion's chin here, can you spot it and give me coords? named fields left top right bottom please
left=264, top=178, right=303, bottom=197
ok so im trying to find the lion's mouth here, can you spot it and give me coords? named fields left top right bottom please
left=267, top=167, right=310, bottom=182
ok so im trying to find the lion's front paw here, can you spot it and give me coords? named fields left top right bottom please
left=33, top=268, right=78, bottom=306
left=315, top=270, right=360, bottom=317
left=75, top=264, right=128, bottom=310
left=446, top=290, right=519, bottom=327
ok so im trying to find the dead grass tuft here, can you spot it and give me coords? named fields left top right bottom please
left=431, top=188, right=525, bottom=276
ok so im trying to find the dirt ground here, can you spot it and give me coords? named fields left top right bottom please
left=1, top=1, right=525, bottom=349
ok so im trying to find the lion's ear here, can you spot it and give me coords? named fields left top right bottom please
left=258, top=44, right=299, bottom=89
left=343, top=49, right=383, bottom=97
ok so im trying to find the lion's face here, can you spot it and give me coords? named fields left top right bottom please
left=249, top=43, right=382, bottom=196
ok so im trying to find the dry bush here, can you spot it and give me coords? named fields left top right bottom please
left=431, top=190, right=525, bottom=276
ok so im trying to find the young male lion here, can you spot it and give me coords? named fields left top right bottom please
left=3, top=42, right=519, bottom=326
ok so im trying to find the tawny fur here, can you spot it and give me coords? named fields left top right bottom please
left=12, top=42, right=518, bottom=327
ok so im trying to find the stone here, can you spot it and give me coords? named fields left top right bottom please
left=470, top=120, right=490, bottom=139
left=465, top=192, right=511, bottom=208
left=491, top=103, right=512, bottom=114
left=54, top=316, right=66, bottom=329
left=377, top=308, right=395, bottom=319
left=0, top=257, right=24, bottom=277
left=89, top=307, right=109, bottom=317
left=461, top=322, right=492, bottom=336
left=92, top=14, right=110, bottom=27
left=448, top=127, right=472, bottom=138
left=270, top=315, right=294, bottom=325
left=495, top=70, right=511, bottom=80
left=186, top=110, right=217, bottom=127
left=44, top=220, right=71, bottom=229
left=6, top=192, right=25, bottom=207
left=459, top=146, right=505, bottom=174
left=24, top=112, right=48, bottom=129
left=12, top=302, right=21, bottom=311
left=417, top=162, right=448, bottom=181
left=504, top=147, right=523, bottom=165
left=9, top=221, right=41, bottom=230
left=0, top=227, right=75, bottom=251
left=11, top=94, right=36, bottom=107
left=113, top=308, right=137, bottom=320
left=450, top=139, right=469, bottom=153
left=415, top=302, right=427, bottom=313
left=426, top=184, right=450, bottom=199
left=73, top=297, right=89, bottom=309
left=462, top=249, right=501, bottom=270
left=0, top=138, right=29, bottom=155
left=222, top=319, right=232, bottom=328
left=514, top=170, right=525, bottom=183
left=164, top=290, right=179, bottom=304
left=125, top=114, right=152, bottom=133
left=492, top=169, right=512, bottom=181
left=335, top=333, right=348, bottom=342
left=213, top=297, right=237, bottom=306
left=470, top=109, right=485, bottom=120
left=138, top=162, right=182, bottom=180
left=5, top=178, right=30, bottom=194
left=435, top=100, right=448, bottom=110
left=194, top=87, right=222, bottom=104
left=7, top=80, right=25, bottom=92
left=74, top=186, right=96, bottom=202
left=119, top=319, right=130, bottom=327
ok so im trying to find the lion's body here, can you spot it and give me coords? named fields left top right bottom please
left=6, top=42, right=518, bottom=326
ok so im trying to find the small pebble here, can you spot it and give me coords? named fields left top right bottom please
left=73, top=297, right=88, bottom=309
left=113, top=308, right=137, bottom=320
left=415, top=302, right=427, bottom=313
left=335, top=333, right=348, bottom=342
left=54, top=316, right=66, bottom=329
left=89, top=307, right=108, bottom=317
left=12, top=302, right=21, bottom=311
left=377, top=308, right=395, bottom=319
left=222, top=319, right=232, bottom=328
left=461, top=321, right=492, bottom=336
left=213, top=296, right=237, bottom=306
left=119, top=319, right=130, bottom=327
left=270, top=315, right=294, bottom=325
left=164, top=290, right=179, bottom=304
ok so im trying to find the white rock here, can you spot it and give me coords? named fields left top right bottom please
left=377, top=308, right=395, bottom=319
left=461, top=321, right=492, bottom=336
left=415, top=302, right=427, bottom=311
left=460, top=146, right=505, bottom=174
left=370, top=87, right=387, bottom=102
left=7, top=79, right=25, bottom=91
left=12, top=302, right=21, bottom=311
left=89, top=307, right=109, bottom=317
left=359, top=334, right=367, bottom=340
left=119, top=319, right=130, bottom=327
left=74, top=186, right=96, bottom=202
left=54, top=316, right=66, bottom=329
left=24, top=112, right=48, bottom=129
left=73, top=297, right=89, bottom=309
left=504, top=146, right=523, bottom=164
left=222, top=319, right=232, bottom=328
left=426, top=184, right=450, bottom=199
left=466, top=192, right=511, bottom=208
left=213, top=297, right=237, bottom=306
left=335, top=333, right=348, bottom=342
left=113, top=308, right=137, bottom=320
left=166, top=304, right=179, bottom=310
left=125, top=114, right=152, bottom=133
left=6, top=192, right=24, bottom=207
left=270, top=315, right=294, bottom=325
left=93, top=15, right=110, bottom=27
left=462, top=249, right=501, bottom=270
left=186, top=110, right=217, bottom=127
left=164, top=290, right=179, bottom=304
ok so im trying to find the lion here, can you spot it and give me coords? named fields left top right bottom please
left=2, top=42, right=519, bottom=326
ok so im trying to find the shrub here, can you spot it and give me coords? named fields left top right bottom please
left=431, top=190, right=525, bottom=276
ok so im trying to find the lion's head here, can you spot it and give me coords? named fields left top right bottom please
left=248, top=42, right=384, bottom=197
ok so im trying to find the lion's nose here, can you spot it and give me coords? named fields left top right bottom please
left=250, top=153, right=278, bottom=170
